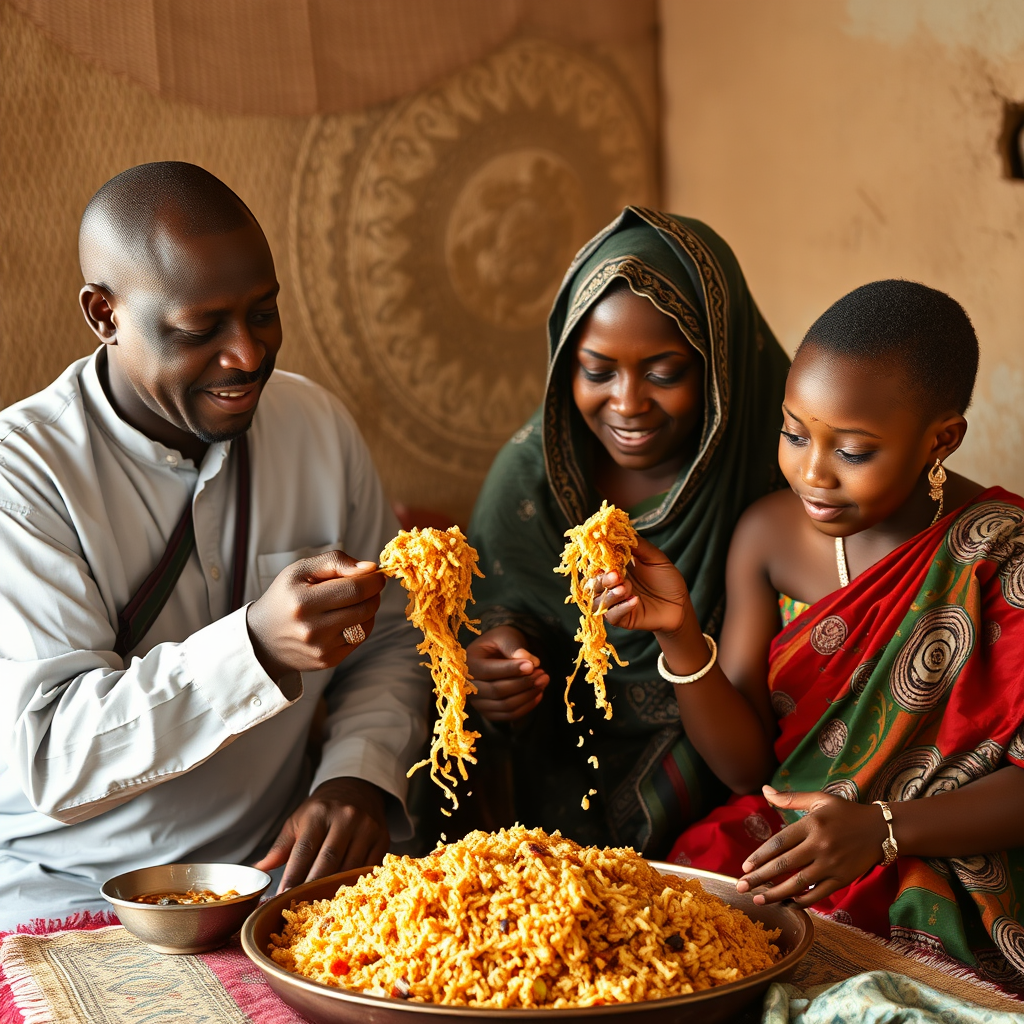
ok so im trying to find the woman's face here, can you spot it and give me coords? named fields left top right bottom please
left=572, top=285, right=705, bottom=477
left=779, top=344, right=951, bottom=535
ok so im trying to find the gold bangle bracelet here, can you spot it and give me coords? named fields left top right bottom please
left=657, top=634, right=718, bottom=685
left=872, top=800, right=899, bottom=866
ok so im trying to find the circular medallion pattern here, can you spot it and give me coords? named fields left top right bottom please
left=743, top=813, right=773, bottom=842
left=999, top=552, right=1024, bottom=609
left=822, top=778, right=859, bottom=802
left=889, top=606, right=973, bottom=713
left=770, top=690, right=796, bottom=718
left=1008, top=725, right=1024, bottom=763
left=923, top=749, right=993, bottom=797
left=991, top=916, right=1024, bottom=974
left=973, top=946, right=1024, bottom=986
left=946, top=503, right=1023, bottom=564
left=975, top=739, right=1004, bottom=767
left=810, top=615, right=848, bottom=656
left=817, top=719, right=848, bottom=758
left=869, top=745, right=942, bottom=803
left=850, top=651, right=883, bottom=698
left=289, top=37, right=654, bottom=502
left=985, top=621, right=1003, bottom=645
left=445, top=150, right=587, bottom=329
left=952, top=854, right=1009, bottom=894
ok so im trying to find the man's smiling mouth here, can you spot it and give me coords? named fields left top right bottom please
left=200, top=382, right=263, bottom=413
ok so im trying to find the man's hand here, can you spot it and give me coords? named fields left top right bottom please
left=246, top=550, right=384, bottom=681
left=253, top=776, right=390, bottom=893
left=735, top=786, right=890, bottom=906
left=466, top=626, right=549, bottom=722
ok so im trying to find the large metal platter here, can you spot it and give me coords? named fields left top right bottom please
left=241, top=862, right=813, bottom=1024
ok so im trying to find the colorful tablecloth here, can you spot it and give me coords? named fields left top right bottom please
left=1, top=910, right=1021, bottom=1023
left=0, top=914, right=303, bottom=1024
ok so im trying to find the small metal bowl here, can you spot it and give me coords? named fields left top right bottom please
left=101, top=862, right=272, bottom=954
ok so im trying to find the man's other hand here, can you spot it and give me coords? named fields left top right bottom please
left=253, top=776, right=389, bottom=893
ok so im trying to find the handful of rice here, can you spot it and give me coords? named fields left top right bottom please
left=379, top=526, right=484, bottom=811
left=555, top=501, right=638, bottom=722
left=268, top=826, right=780, bottom=1008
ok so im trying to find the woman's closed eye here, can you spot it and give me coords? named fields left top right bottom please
left=646, top=370, right=686, bottom=386
left=780, top=429, right=808, bottom=448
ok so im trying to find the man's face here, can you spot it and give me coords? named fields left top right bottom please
left=102, top=217, right=282, bottom=450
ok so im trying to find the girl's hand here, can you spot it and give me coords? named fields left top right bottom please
left=466, top=626, right=549, bottom=722
left=597, top=536, right=691, bottom=636
left=736, top=786, right=891, bottom=906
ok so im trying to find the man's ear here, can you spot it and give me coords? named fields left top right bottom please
left=930, top=412, right=968, bottom=463
left=79, top=285, right=118, bottom=345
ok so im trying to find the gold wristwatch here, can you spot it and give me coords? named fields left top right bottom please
left=872, top=800, right=898, bottom=866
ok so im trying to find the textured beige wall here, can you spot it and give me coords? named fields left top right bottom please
left=660, top=0, right=1024, bottom=492
left=0, top=2, right=658, bottom=524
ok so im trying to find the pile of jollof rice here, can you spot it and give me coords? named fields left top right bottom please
left=268, top=826, right=780, bottom=1008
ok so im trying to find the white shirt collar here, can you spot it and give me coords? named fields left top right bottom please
left=79, top=347, right=231, bottom=478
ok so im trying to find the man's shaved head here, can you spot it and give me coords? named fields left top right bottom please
left=79, top=162, right=256, bottom=291
left=77, top=162, right=281, bottom=461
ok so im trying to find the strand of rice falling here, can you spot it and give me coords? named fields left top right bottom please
left=380, top=526, right=484, bottom=813
left=555, top=501, right=638, bottom=722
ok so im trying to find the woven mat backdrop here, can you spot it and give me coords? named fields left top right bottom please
left=0, top=1, right=658, bottom=523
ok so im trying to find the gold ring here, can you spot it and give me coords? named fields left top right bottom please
left=343, top=623, right=366, bottom=646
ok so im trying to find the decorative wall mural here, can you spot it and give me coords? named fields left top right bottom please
left=289, top=38, right=656, bottom=516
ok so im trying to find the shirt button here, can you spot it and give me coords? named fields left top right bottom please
left=165, top=454, right=178, bottom=465
left=251, top=697, right=262, bottom=708
left=210, top=565, right=221, bottom=581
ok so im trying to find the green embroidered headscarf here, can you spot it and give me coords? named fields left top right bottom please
left=467, top=207, right=790, bottom=854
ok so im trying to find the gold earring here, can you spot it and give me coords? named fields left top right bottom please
left=928, top=459, right=946, bottom=525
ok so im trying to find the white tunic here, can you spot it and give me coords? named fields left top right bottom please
left=0, top=352, right=428, bottom=925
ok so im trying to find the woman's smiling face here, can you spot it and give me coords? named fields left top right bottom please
left=572, top=283, right=705, bottom=478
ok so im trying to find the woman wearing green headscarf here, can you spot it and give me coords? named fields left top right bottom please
left=464, top=207, right=790, bottom=856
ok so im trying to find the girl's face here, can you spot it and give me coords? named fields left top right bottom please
left=779, top=344, right=962, bottom=535
left=572, top=285, right=705, bottom=477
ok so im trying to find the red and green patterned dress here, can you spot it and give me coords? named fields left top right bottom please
left=670, top=487, right=1024, bottom=985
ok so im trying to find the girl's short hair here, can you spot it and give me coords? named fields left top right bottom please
left=798, top=280, right=979, bottom=415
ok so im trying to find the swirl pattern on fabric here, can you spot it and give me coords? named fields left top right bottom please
left=810, top=615, right=847, bottom=656
left=671, top=490, right=1024, bottom=979
left=889, top=606, right=973, bottom=713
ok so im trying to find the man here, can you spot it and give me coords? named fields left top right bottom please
left=0, top=162, right=427, bottom=926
